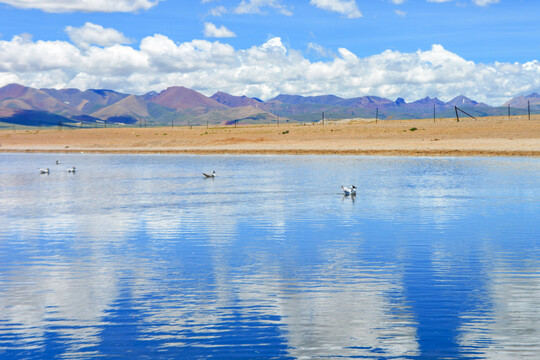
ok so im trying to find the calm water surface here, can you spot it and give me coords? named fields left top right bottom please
left=0, top=154, right=539, bottom=359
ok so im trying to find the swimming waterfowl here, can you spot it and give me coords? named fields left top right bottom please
left=341, top=185, right=356, bottom=196
left=39, top=168, right=50, bottom=174
left=56, top=160, right=61, bottom=165
left=203, top=170, right=215, bottom=178
left=67, top=167, right=76, bottom=173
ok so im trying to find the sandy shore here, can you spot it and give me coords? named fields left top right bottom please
left=1, top=116, right=540, bottom=157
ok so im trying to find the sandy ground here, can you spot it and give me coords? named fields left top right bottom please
left=1, top=116, right=540, bottom=157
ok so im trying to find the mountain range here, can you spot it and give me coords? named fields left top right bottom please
left=1, top=83, right=539, bottom=128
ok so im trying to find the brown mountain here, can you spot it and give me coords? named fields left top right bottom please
left=42, top=88, right=129, bottom=114
left=91, top=95, right=150, bottom=120
left=149, top=86, right=227, bottom=110
left=0, top=83, right=78, bottom=116
left=503, top=93, right=540, bottom=108
left=210, top=91, right=263, bottom=108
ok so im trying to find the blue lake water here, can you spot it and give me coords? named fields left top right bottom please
left=0, top=153, right=539, bottom=359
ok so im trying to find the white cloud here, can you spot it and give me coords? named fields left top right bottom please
left=1, top=32, right=539, bottom=105
left=394, top=9, right=406, bottom=16
left=310, top=0, right=362, bottom=18
left=203, top=23, right=236, bottom=38
left=234, top=0, right=292, bottom=16
left=208, top=5, right=227, bottom=16
left=65, top=22, right=132, bottom=49
left=472, top=0, right=499, bottom=6
left=0, top=0, right=160, bottom=13
left=308, top=42, right=336, bottom=58
left=427, top=0, right=499, bottom=5
left=391, top=0, right=406, bottom=4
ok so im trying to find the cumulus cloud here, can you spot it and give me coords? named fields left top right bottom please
left=65, top=22, right=132, bottom=49
left=234, top=0, right=292, bottom=16
left=0, top=0, right=160, bottom=13
left=203, top=23, right=236, bottom=38
left=310, top=0, right=362, bottom=18
left=1, top=32, right=539, bottom=105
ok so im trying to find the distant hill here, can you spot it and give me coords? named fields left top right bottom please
left=0, top=84, right=78, bottom=116
left=1, top=83, right=538, bottom=127
left=211, top=91, right=263, bottom=108
left=504, top=93, right=540, bottom=108
left=42, top=88, right=129, bottom=114
left=91, top=95, right=150, bottom=120
left=149, top=86, right=227, bottom=110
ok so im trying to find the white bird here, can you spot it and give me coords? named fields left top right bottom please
left=67, top=167, right=76, bottom=173
left=56, top=160, right=61, bottom=165
left=39, top=168, right=50, bottom=174
left=341, top=185, right=356, bottom=196
left=203, top=170, right=215, bottom=178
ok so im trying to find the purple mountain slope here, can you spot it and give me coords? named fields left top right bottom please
left=504, top=93, right=540, bottom=108
left=269, top=94, right=345, bottom=106
left=211, top=91, right=263, bottom=108
left=42, top=88, right=129, bottom=114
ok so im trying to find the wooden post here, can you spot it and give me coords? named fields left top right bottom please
left=433, top=105, right=436, bottom=123
left=455, top=106, right=460, bottom=122
left=322, top=112, right=325, bottom=126
left=376, top=108, right=378, bottom=123
left=528, top=100, right=531, bottom=121
left=508, top=104, right=510, bottom=120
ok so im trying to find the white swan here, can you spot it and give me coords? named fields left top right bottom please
left=67, top=167, right=76, bottom=173
left=341, top=185, right=356, bottom=196
left=39, top=168, right=50, bottom=174
left=203, top=170, right=215, bottom=178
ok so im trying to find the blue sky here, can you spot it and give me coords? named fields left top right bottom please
left=0, top=0, right=539, bottom=105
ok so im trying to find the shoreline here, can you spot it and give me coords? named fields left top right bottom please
left=2, top=148, right=540, bottom=157
left=2, top=117, right=540, bottom=157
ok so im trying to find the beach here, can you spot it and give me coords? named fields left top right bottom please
left=1, top=116, right=539, bottom=157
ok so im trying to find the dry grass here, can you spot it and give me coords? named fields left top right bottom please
left=1, top=115, right=539, bottom=157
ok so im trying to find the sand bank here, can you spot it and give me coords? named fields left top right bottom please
left=1, top=116, right=539, bottom=157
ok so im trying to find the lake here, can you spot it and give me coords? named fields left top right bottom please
left=0, top=153, right=539, bottom=359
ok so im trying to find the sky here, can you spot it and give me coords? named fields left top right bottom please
left=0, top=0, right=539, bottom=105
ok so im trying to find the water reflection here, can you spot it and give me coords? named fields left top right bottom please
left=0, top=154, right=539, bottom=359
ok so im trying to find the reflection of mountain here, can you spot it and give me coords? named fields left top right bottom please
left=1, top=83, right=538, bottom=127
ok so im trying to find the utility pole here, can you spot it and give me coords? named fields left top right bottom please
left=322, top=112, right=325, bottom=126
left=433, top=105, right=436, bottom=123
left=376, top=108, right=378, bottom=123
left=528, top=100, right=531, bottom=121
left=508, top=104, right=510, bottom=120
